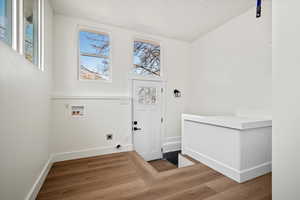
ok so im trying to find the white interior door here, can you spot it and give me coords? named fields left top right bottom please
left=132, top=80, right=163, bottom=161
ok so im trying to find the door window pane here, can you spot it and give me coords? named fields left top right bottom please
left=133, top=40, right=160, bottom=77
left=79, top=30, right=110, bottom=81
left=0, top=0, right=12, bottom=45
left=24, top=0, right=39, bottom=64
left=138, top=87, right=157, bottom=105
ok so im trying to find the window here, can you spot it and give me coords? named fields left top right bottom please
left=133, top=39, right=161, bottom=77
left=0, top=0, right=44, bottom=68
left=23, top=0, right=39, bottom=64
left=138, top=87, right=157, bottom=105
left=0, top=0, right=12, bottom=45
left=79, top=29, right=111, bottom=81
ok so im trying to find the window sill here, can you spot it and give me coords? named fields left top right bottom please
left=129, top=74, right=164, bottom=82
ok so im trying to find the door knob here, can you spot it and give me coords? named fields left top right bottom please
left=133, top=127, right=141, bottom=131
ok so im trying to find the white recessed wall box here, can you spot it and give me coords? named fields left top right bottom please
left=70, top=105, right=86, bottom=118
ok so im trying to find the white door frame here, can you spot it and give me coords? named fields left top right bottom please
left=130, top=78, right=166, bottom=159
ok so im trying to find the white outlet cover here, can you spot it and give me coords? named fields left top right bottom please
left=70, top=105, right=86, bottom=118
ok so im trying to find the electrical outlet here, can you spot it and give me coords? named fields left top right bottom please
left=106, top=134, right=113, bottom=140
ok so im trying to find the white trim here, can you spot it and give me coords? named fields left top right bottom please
left=183, top=147, right=272, bottom=183
left=77, top=25, right=113, bottom=82
left=163, top=142, right=181, bottom=153
left=129, top=75, right=163, bottom=82
left=240, top=162, right=272, bottom=182
left=18, top=0, right=24, bottom=55
left=38, top=0, right=44, bottom=70
left=51, top=144, right=133, bottom=163
left=18, top=0, right=44, bottom=68
left=12, top=0, right=18, bottom=50
left=182, top=114, right=272, bottom=130
left=25, top=157, right=53, bottom=200
left=51, top=95, right=131, bottom=101
left=162, top=136, right=181, bottom=153
left=160, top=81, right=167, bottom=154
left=164, top=136, right=181, bottom=143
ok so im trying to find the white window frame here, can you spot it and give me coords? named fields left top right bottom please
left=38, top=0, right=44, bottom=70
left=77, top=25, right=113, bottom=82
left=19, top=0, right=44, bottom=69
left=0, top=0, right=14, bottom=47
left=1, top=0, right=45, bottom=70
left=11, top=0, right=18, bottom=50
left=130, top=36, right=163, bottom=81
left=1, top=0, right=21, bottom=51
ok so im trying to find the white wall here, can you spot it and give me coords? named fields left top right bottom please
left=187, top=2, right=272, bottom=117
left=0, top=1, right=53, bottom=199
left=51, top=97, right=133, bottom=160
left=51, top=14, right=189, bottom=156
left=273, top=0, right=300, bottom=199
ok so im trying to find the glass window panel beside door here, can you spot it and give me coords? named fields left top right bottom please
left=0, top=0, right=12, bottom=45
left=24, top=0, right=39, bottom=64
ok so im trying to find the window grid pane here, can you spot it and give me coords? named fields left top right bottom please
left=138, top=87, right=157, bottom=105
left=79, top=30, right=110, bottom=81
left=133, top=40, right=161, bottom=77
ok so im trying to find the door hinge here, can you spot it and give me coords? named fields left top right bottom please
left=161, top=117, right=163, bottom=123
left=161, top=148, right=163, bottom=153
left=161, top=88, right=164, bottom=93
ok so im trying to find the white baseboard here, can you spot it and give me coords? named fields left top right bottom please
left=25, top=157, right=53, bottom=200
left=183, top=147, right=271, bottom=183
left=25, top=144, right=133, bottom=199
left=240, top=162, right=272, bottom=182
left=51, top=144, right=133, bottom=163
left=163, top=137, right=181, bottom=153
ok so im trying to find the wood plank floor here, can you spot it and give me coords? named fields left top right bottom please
left=149, top=160, right=177, bottom=172
left=37, top=151, right=271, bottom=200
